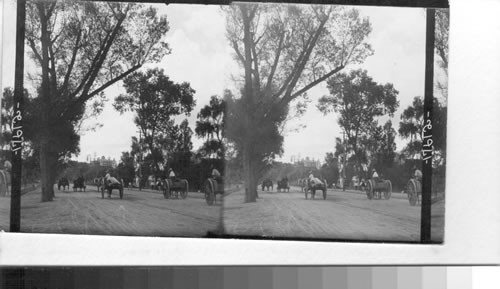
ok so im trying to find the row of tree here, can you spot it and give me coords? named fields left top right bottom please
left=1, top=1, right=228, bottom=198
left=1, top=1, right=448, bottom=202
left=220, top=5, right=448, bottom=201
left=110, top=67, right=227, bottom=190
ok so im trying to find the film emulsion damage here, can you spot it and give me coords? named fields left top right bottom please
left=0, top=0, right=448, bottom=243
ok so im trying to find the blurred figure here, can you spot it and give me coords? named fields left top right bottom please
left=413, top=165, right=422, bottom=182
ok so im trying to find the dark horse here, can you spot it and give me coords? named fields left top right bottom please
left=73, top=176, right=86, bottom=192
left=261, top=179, right=273, bottom=191
left=277, top=177, right=290, bottom=192
left=58, top=177, right=70, bottom=191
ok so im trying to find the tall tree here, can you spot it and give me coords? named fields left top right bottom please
left=195, top=94, right=226, bottom=158
left=320, top=152, right=339, bottom=186
left=25, top=1, right=170, bottom=201
left=398, top=96, right=447, bottom=164
left=114, top=68, right=195, bottom=174
left=116, top=151, right=135, bottom=186
left=318, top=69, right=399, bottom=172
left=398, top=96, right=423, bottom=159
left=368, top=120, right=397, bottom=169
left=224, top=3, right=373, bottom=202
left=167, top=119, right=194, bottom=177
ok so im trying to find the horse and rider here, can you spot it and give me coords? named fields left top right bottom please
left=99, top=170, right=124, bottom=198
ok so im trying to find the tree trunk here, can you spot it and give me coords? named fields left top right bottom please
left=243, top=145, right=257, bottom=203
left=39, top=137, right=56, bottom=202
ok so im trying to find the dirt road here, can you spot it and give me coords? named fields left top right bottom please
left=16, top=186, right=222, bottom=237
left=223, top=186, right=444, bottom=242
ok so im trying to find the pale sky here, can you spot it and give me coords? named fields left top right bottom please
left=0, top=2, right=437, bottom=165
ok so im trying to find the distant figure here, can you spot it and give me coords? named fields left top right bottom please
left=211, top=165, right=222, bottom=183
left=308, top=171, right=322, bottom=186
left=155, top=177, right=162, bottom=190
left=371, top=169, right=379, bottom=182
left=168, top=168, right=176, bottom=181
left=308, top=170, right=314, bottom=180
left=105, top=170, right=111, bottom=180
left=3, top=158, right=12, bottom=173
left=104, top=171, right=120, bottom=186
left=211, top=166, right=221, bottom=178
left=413, top=166, right=422, bottom=182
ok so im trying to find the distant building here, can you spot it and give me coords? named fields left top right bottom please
left=88, top=154, right=117, bottom=168
left=290, top=155, right=321, bottom=169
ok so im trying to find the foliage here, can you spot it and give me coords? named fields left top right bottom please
left=167, top=119, right=194, bottom=178
left=116, top=151, right=136, bottom=186
left=368, top=120, right=397, bottom=170
left=398, top=96, right=447, bottom=163
left=25, top=1, right=170, bottom=201
left=320, top=152, right=339, bottom=186
left=224, top=3, right=373, bottom=202
left=195, top=94, right=226, bottom=158
left=318, top=69, right=399, bottom=173
left=114, top=68, right=195, bottom=174
left=1, top=88, right=30, bottom=154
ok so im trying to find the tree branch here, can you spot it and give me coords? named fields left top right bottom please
left=61, top=64, right=141, bottom=120
left=251, top=40, right=261, bottom=91
left=79, top=14, right=127, bottom=98
left=27, top=37, right=43, bottom=65
left=231, top=40, right=246, bottom=66
left=288, top=65, right=344, bottom=101
left=61, top=28, right=82, bottom=95
left=283, top=17, right=329, bottom=99
left=264, top=32, right=284, bottom=94
left=48, top=41, right=59, bottom=93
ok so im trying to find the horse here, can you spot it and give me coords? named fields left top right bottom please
left=100, top=177, right=124, bottom=199
left=261, top=179, right=273, bottom=191
left=94, top=177, right=104, bottom=192
left=277, top=178, right=290, bottom=192
left=58, top=177, right=70, bottom=191
left=73, top=176, right=86, bottom=192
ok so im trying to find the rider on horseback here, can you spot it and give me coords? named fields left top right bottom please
left=104, top=170, right=121, bottom=186
left=308, top=171, right=323, bottom=186
left=1, top=157, right=12, bottom=173
left=413, top=166, right=422, bottom=182
left=371, top=168, right=380, bottom=182
left=211, top=165, right=222, bottom=184
left=168, top=168, right=178, bottom=183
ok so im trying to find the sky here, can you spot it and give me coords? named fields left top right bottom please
left=0, top=2, right=435, bottom=165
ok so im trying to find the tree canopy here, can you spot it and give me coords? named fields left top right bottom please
left=25, top=1, right=170, bottom=201
left=224, top=3, right=373, bottom=202
left=195, top=94, right=226, bottom=158
left=114, top=68, right=195, bottom=174
left=318, top=69, right=399, bottom=173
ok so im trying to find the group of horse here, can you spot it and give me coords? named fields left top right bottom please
left=57, top=177, right=86, bottom=192
left=261, top=178, right=290, bottom=192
